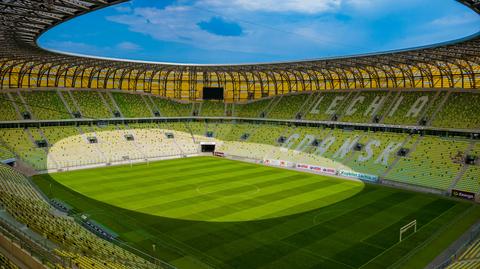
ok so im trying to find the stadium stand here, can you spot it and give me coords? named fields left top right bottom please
left=0, top=129, right=47, bottom=170
left=0, top=144, right=15, bottom=161
left=304, top=92, right=351, bottom=121
left=0, top=252, right=19, bottom=269
left=343, top=131, right=409, bottom=176
left=0, top=93, right=20, bottom=121
left=337, top=91, right=388, bottom=123
left=386, top=136, right=469, bottom=190
left=200, top=100, right=225, bottom=117
left=447, top=237, right=480, bottom=269
left=0, top=164, right=161, bottom=269
left=267, top=94, right=310, bottom=119
left=48, top=128, right=199, bottom=168
left=21, top=90, right=70, bottom=120
left=432, top=91, right=480, bottom=130
left=71, top=90, right=112, bottom=118
left=151, top=96, right=192, bottom=117
left=454, top=143, right=480, bottom=194
left=381, top=90, right=436, bottom=125
left=234, top=98, right=273, bottom=118
left=112, top=92, right=153, bottom=118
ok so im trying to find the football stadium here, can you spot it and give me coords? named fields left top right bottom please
left=0, top=0, right=480, bottom=268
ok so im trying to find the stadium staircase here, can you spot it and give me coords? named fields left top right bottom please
left=5, top=92, right=22, bottom=120
left=427, top=90, right=452, bottom=126
left=296, top=92, right=317, bottom=119
left=121, top=124, right=148, bottom=159
left=140, top=95, right=155, bottom=117
left=65, top=91, right=83, bottom=117
left=335, top=91, right=357, bottom=121
left=146, top=95, right=161, bottom=116
left=77, top=125, right=108, bottom=162
left=378, top=91, right=402, bottom=124
left=371, top=91, right=393, bottom=123
left=56, top=90, right=74, bottom=118
left=15, top=92, right=34, bottom=120
left=95, top=91, right=114, bottom=117
left=262, top=96, right=282, bottom=118
left=382, top=135, right=421, bottom=179
left=448, top=141, right=476, bottom=191
left=106, top=92, right=124, bottom=118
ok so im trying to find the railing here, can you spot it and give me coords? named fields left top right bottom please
left=433, top=221, right=480, bottom=269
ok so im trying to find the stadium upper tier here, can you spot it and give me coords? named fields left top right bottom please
left=0, top=1, right=479, bottom=102
left=2, top=88, right=480, bottom=131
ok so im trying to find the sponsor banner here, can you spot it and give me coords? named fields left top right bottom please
left=264, top=159, right=294, bottom=168
left=451, top=189, right=476, bottom=201
left=296, top=164, right=337, bottom=175
left=213, top=152, right=225, bottom=157
left=296, top=164, right=310, bottom=170
left=339, top=170, right=378, bottom=182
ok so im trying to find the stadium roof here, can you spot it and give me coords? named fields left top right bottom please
left=0, top=0, right=479, bottom=99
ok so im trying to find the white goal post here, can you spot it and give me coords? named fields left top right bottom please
left=399, top=220, right=417, bottom=242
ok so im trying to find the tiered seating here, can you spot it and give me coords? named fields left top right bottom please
left=206, top=122, right=234, bottom=139
left=55, top=250, right=130, bottom=269
left=48, top=131, right=102, bottom=167
left=234, top=99, right=272, bottom=118
left=248, top=124, right=292, bottom=145
left=382, top=91, right=435, bottom=125
left=0, top=93, right=19, bottom=121
left=49, top=128, right=198, bottom=168
left=9, top=93, right=29, bottom=116
left=267, top=94, right=310, bottom=119
left=281, top=125, right=328, bottom=153
left=0, top=165, right=159, bottom=269
left=433, top=91, right=480, bottom=130
left=0, top=129, right=47, bottom=170
left=71, top=90, right=111, bottom=118
left=314, top=129, right=363, bottom=161
left=422, top=91, right=448, bottom=122
left=454, top=143, right=480, bottom=194
left=99, top=92, right=119, bottom=115
left=41, top=126, right=79, bottom=145
left=447, top=237, right=480, bottom=269
left=387, top=136, right=469, bottom=190
left=0, top=145, right=15, bottom=161
left=200, top=100, right=224, bottom=117
left=21, top=91, right=70, bottom=120
left=304, top=92, right=350, bottom=121
left=338, top=91, right=388, bottom=123
left=112, top=92, right=152, bottom=118
left=0, top=252, right=19, bottom=269
left=344, top=132, right=408, bottom=176
left=151, top=96, right=192, bottom=117
left=217, top=140, right=349, bottom=170
left=58, top=91, right=79, bottom=115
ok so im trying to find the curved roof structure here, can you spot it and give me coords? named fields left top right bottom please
left=0, top=0, right=479, bottom=102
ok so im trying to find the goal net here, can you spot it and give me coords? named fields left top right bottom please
left=399, top=220, right=417, bottom=242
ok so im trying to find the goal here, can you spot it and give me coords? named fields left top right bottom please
left=399, top=220, right=417, bottom=242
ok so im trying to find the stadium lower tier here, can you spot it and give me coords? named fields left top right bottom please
left=0, top=164, right=163, bottom=269
left=1, top=122, right=479, bottom=196
left=1, top=89, right=480, bottom=130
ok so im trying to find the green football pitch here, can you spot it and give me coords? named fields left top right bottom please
left=33, top=156, right=480, bottom=269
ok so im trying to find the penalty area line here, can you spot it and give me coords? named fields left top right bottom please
left=357, top=204, right=460, bottom=269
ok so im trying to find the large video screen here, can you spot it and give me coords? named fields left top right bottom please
left=203, top=87, right=224, bottom=100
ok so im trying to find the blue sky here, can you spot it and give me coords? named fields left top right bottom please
left=38, top=0, right=480, bottom=64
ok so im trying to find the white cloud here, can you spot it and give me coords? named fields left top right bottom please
left=200, top=0, right=341, bottom=14
left=430, top=12, right=479, bottom=27
left=116, top=41, right=141, bottom=51
left=106, top=3, right=363, bottom=57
